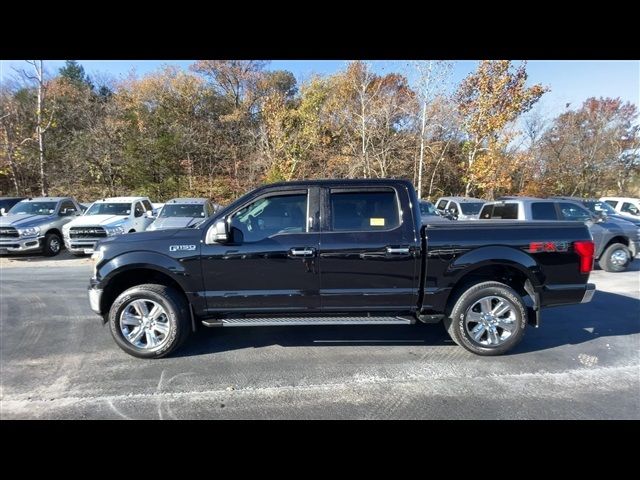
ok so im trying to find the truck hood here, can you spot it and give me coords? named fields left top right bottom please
left=149, top=216, right=203, bottom=230
left=0, top=214, right=55, bottom=228
left=66, top=214, right=128, bottom=228
left=600, top=217, right=639, bottom=235
left=606, top=213, right=640, bottom=227
left=98, top=227, right=191, bottom=247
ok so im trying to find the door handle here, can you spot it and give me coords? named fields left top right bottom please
left=290, top=247, right=316, bottom=257
left=386, top=246, right=410, bottom=255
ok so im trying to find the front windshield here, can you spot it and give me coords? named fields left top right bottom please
left=460, top=202, right=484, bottom=215
left=159, top=204, right=205, bottom=218
left=420, top=202, right=437, bottom=215
left=9, top=201, right=58, bottom=215
left=85, top=203, right=131, bottom=216
left=583, top=200, right=616, bottom=216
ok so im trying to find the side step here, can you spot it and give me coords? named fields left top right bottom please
left=202, top=315, right=414, bottom=328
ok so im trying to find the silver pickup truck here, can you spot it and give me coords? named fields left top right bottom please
left=0, top=197, right=83, bottom=256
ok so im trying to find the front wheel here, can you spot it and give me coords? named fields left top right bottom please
left=108, top=284, right=191, bottom=358
left=444, top=281, right=527, bottom=356
left=600, top=243, right=631, bottom=272
left=43, top=232, right=62, bottom=256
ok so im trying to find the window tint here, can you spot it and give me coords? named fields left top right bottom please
left=479, top=204, right=493, bottom=219
left=481, top=203, right=518, bottom=219
left=604, top=200, right=618, bottom=208
left=621, top=202, right=639, bottom=216
left=142, top=200, right=153, bottom=212
left=436, top=199, right=448, bottom=210
left=230, top=193, right=307, bottom=243
left=330, top=190, right=399, bottom=231
left=531, top=202, right=558, bottom=220
left=59, top=200, right=77, bottom=216
left=449, top=202, right=459, bottom=215
left=559, top=203, right=591, bottom=221
left=459, top=202, right=484, bottom=215
left=134, top=202, right=145, bottom=217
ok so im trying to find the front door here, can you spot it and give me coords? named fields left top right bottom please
left=318, top=186, right=420, bottom=312
left=200, top=187, right=320, bottom=314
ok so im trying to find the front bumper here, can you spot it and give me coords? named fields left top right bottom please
left=0, top=236, right=43, bottom=253
left=64, top=237, right=99, bottom=254
left=88, top=284, right=103, bottom=315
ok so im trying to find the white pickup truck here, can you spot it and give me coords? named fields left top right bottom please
left=63, top=197, right=156, bottom=256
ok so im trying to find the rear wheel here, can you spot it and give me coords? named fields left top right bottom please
left=108, top=283, right=191, bottom=358
left=43, top=232, right=62, bottom=256
left=600, top=243, right=631, bottom=272
left=444, top=281, right=527, bottom=356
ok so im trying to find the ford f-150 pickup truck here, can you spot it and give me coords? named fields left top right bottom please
left=88, top=179, right=596, bottom=358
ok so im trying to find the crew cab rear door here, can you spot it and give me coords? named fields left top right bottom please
left=318, top=185, right=420, bottom=311
left=200, top=186, right=321, bottom=314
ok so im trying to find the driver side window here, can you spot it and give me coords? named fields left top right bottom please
left=229, top=193, right=308, bottom=243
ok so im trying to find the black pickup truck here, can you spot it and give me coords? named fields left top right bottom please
left=88, top=179, right=595, bottom=358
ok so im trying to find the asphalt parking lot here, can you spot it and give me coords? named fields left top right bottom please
left=1, top=252, right=639, bottom=419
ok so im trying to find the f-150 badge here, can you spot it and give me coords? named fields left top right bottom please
left=169, top=244, right=196, bottom=252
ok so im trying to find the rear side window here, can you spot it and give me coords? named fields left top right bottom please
left=330, top=190, right=399, bottom=231
left=604, top=200, right=618, bottom=208
left=142, top=200, right=153, bottom=212
left=531, top=202, right=558, bottom=220
left=436, top=199, right=448, bottom=210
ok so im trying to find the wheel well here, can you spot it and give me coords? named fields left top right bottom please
left=447, top=265, right=530, bottom=313
left=101, top=268, right=186, bottom=315
left=45, top=228, right=62, bottom=237
left=128, top=229, right=136, bottom=233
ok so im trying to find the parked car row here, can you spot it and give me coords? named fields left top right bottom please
left=0, top=195, right=221, bottom=257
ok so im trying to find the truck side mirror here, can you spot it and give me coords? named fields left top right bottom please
left=144, top=210, right=154, bottom=218
left=206, top=219, right=229, bottom=244
left=0, top=208, right=5, bottom=216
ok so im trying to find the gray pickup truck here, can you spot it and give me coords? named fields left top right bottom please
left=479, top=197, right=639, bottom=272
left=0, top=197, right=83, bottom=256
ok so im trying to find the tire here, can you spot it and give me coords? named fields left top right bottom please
left=108, top=283, right=191, bottom=359
left=599, top=243, right=631, bottom=272
left=443, top=281, right=527, bottom=356
left=43, top=232, right=63, bottom=256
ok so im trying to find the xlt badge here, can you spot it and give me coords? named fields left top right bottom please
left=169, top=244, right=196, bottom=252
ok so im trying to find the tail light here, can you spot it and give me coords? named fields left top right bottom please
left=574, top=240, right=595, bottom=274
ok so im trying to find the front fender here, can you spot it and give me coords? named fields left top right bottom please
left=97, top=250, right=191, bottom=288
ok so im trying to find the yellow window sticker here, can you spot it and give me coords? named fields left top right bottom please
left=370, top=218, right=385, bottom=226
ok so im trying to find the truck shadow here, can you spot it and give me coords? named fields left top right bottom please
left=177, top=290, right=639, bottom=357
left=0, top=250, right=87, bottom=263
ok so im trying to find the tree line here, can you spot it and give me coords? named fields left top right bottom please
left=1, top=60, right=638, bottom=203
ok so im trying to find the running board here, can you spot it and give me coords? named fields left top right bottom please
left=201, top=315, right=414, bottom=328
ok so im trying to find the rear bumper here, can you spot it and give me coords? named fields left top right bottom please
left=581, top=283, right=596, bottom=303
left=0, top=236, right=43, bottom=253
left=540, top=283, right=596, bottom=307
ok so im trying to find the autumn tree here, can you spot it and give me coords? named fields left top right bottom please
left=456, top=60, right=547, bottom=198
left=539, top=97, right=639, bottom=196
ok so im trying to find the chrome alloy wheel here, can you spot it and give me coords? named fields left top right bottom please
left=464, top=296, right=517, bottom=347
left=610, top=248, right=629, bottom=266
left=119, top=299, right=170, bottom=351
left=49, top=237, right=61, bottom=253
